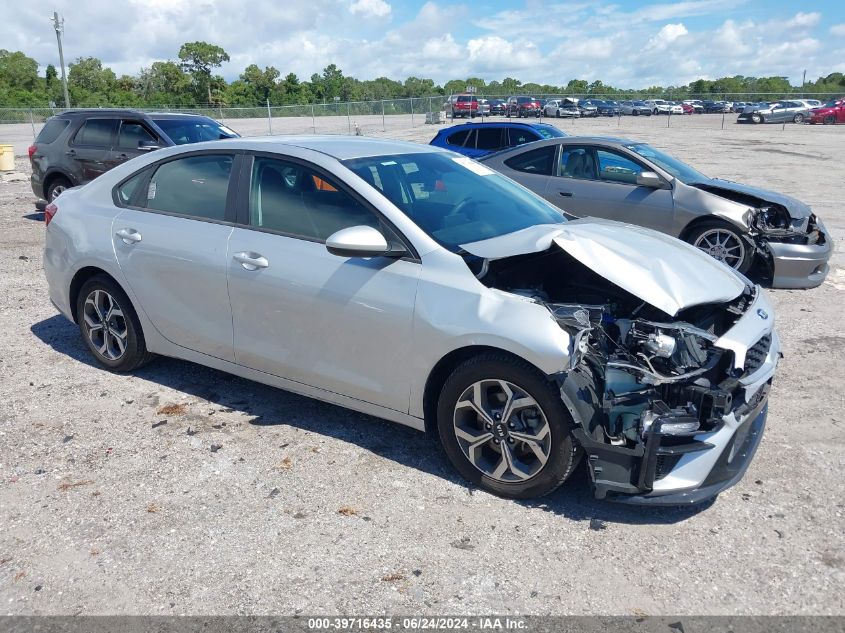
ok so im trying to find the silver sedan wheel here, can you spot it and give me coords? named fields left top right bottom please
left=82, top=289, right=128, bottom=361
left=453, top=379, right=552, bottom=482
left=694, top=228, right=746, bottom=270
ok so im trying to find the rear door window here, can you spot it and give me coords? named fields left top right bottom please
left=144, top=154, right=234, bottom=221
left=72, top=119, right=117, bottom=147
left=475, top=127, right=504, bottom=151
left=35, top=119, right=69, bottom=144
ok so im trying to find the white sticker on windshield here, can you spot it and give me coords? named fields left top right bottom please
left=147, top=182, right=156, bottom=200
left=452, top=156, right=495, bottom=176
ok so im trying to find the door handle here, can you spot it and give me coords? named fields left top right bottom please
left=233, top=251, right=269, bottom=271
left=558, top=191, right=573, bottom=197
left=115, top=228, right=142, bottom=244
left=65, top=149, right=76, bottom=156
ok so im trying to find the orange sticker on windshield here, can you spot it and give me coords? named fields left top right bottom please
left=312, top=175, right=338, bottom=191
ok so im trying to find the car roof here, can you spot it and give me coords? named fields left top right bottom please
left=53, top=109, right=214, bottom=120
left=436, top=121, right=560, bottom=133
left=184, top=135, right=447, bottom=161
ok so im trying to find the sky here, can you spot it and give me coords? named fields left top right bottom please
left=2, top=0, right=845, bottom=88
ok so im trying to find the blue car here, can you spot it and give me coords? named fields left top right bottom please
left=429, top=121, right=567, bottom=158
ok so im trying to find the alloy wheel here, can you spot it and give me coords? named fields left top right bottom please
left=693, top=228, right=746, bottom=270
left=49, top=185, right=67, bottom=201
left=452, top=379, right=552, bottom=482
left=82, top=289, right=128, bottom=361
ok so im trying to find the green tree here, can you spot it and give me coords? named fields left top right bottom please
left=67, top=56, right=117, bottom=105
left=178, top=41, right=230, bottom=103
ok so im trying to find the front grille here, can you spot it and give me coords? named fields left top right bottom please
left=744, top=334, right=771, bottom=375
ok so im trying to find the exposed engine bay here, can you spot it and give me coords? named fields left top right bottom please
left=466, top=246, right=767, bottom=495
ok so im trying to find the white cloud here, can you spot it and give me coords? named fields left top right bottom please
left=646, top=23, right=688, bottom=49
left=349, top=0, right=391, bottom=19
left=1, top=0, right=841, bottom=92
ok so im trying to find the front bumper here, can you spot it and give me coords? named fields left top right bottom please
left=765, top=223, right=832, bottom=289
left=569, top=291, right=780, bottom=506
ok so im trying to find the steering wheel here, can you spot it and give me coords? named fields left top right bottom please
left=448, top=197, right=477, bottom=219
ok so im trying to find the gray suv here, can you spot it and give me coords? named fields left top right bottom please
left=28, top=109, right=239, bottom=201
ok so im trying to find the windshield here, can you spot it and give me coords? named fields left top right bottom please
left=625, top=143, right=709, bottom=185
left=534, top=126, right=566, bottom=139
left=152, top=118, right=239, bottom=145
left=343, top=152, right=565, bottom=250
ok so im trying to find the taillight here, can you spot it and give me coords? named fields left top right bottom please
left=44, top=203, right=58, bottom=226
left=28, top=144, right=37, bottom=159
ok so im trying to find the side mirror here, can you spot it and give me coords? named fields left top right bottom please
left=326, top=225, right=394, bottom=258
left=138, top=140, right=161, bottom=152
left=636, top=171, right=669, bottom=189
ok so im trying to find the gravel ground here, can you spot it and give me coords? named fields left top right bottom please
left=0, top=116, right=843, bottom=616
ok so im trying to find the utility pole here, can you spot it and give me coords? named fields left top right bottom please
left=52, top=12, right=70, bottom=108
left=802, top=69, right=807, bottom=98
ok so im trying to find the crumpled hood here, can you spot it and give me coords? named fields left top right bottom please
left=705, top=178, right=812, bottom=219
left=461, top=220, right=746, bottom=316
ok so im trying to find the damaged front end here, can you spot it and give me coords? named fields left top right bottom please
left=468, top=238, right=780, bottom=505
left=692, top=181, right=832, bottom=288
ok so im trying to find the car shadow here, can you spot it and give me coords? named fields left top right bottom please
left=23, top=211, right=44, bottom=221
left=31, top=313, right=712, bottom=525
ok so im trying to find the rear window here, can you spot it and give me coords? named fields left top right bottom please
left=445, top=130, right=471, bottom=146
left=72, top=119, right=117, bottom=147
left=36, top=119, right=69, bottom=144
left=457, top=96, right=473, bottom=103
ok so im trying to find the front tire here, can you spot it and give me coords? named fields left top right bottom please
left=76, top=275, right=153, bottom=372
left=793, top=113, right=804, bottom=124
left=686, top=221, right=754, bottom=273
left=751, top=113, right=763, bottom=124
left=437, top=353, right=580, bottom=499
left=824, top=115, right=835, bottom=125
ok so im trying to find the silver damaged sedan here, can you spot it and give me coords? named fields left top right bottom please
left=44, top=137, right=780, bottom=504
left=480, top=136, right=831, bottom=288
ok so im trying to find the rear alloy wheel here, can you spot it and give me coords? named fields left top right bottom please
left=688, top=222, right=754, bottom=273
left=793, top=113, right=805, bottom=124
left=751, top=113, right=763, bottom=124
left=437, top=353, right=580, bottom=498
left=76, top=275, right=153, bottom=372
left=46, top=176, right=72, bottom=202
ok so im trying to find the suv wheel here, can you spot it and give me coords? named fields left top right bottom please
left=437, top=352, right=580, bottom=499
left=76, top=275, right=154, bottom=372
left=46, top=176, right=72, bottom=202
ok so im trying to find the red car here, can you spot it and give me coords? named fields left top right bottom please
left=808, top=98, right=845, bottom=125
left=680, top=103, right=695, bottom=115
left=445, top=94, right=479, bottom=119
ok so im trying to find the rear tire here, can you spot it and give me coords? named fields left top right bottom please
left=437, top=352, right=581, bottom=499
left=793, top=113, right=804, bottom=124
left=46, top=175, right=72, bottom=202
left=76, top=275, right=154, bottom=372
